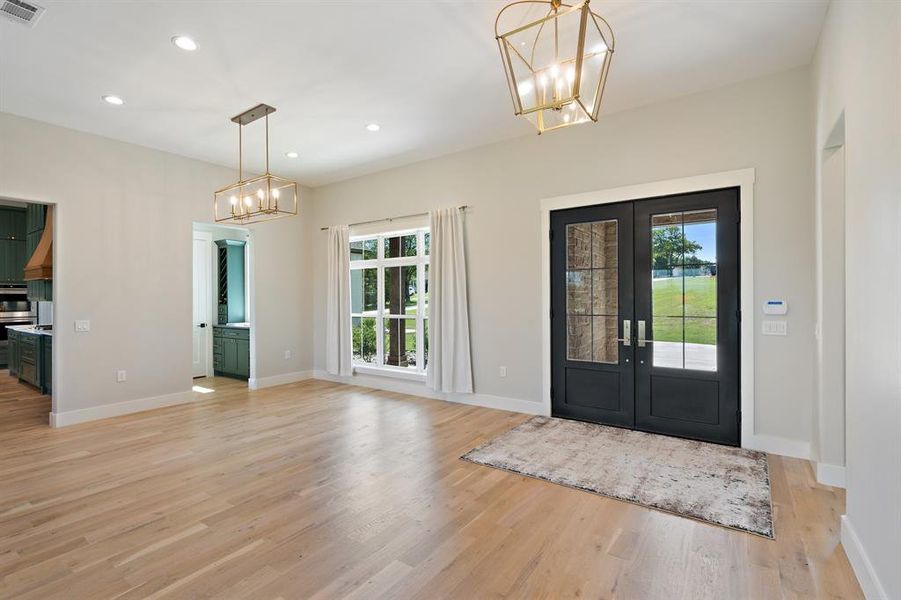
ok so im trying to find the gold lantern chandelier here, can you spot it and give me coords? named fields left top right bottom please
left=495, top=0, right=614, bottom=133
left=214, top=104, right=298, bottom=224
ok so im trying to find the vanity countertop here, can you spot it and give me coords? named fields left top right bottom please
left=213, top=323, right=250, bottom=330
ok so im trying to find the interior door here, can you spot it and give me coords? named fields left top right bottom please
left=551, top=202, right=635, bottom=427
left=192, top=231, right=212, bottom=378
left=634, top=189, right=740, bottom=445
left=550, top=188, right=741, bottom=446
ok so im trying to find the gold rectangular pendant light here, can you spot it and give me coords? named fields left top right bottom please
left=214, top=104, right=298, bottom=224
left=495, top=0, right=615, bottom=133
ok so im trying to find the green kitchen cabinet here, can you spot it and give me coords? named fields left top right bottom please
left=212, top=325, right=250, bottom=380
left=41, top=335, right=52, bottom=395
left=24, top=204, right=51, bottom=301
left=215, top=240, right=246, bottom=325
left=18, top=332, right=39, bottom=388
left=0, top=207, right=26, bottom=284
left=7, top=329, right=52, bottom=394
left=7, top=329, right=19, bottom=375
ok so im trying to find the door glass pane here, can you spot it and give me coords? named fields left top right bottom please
left=566, top=315, right=592, bottom=361
left=685, top=317, right=717, bottom=371
left=383, top=317, right=416, bottom=368
left=652, top=316, right=684, bottom=369
left=566, top=271, right=590, bottom=315
left=592, top=316, right=618, bottom=363
left=651, top=210, right=717, bottom=371
left=384, top=265, right=417, bottom=316
left=350, top=268, right=377, bottom=314
left=565, top=220, right=618, bottom=364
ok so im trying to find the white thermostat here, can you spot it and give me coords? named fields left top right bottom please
left=762, top=299, right=788, bottom=315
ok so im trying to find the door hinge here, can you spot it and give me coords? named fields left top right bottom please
left=550, top=387, right=555, bottom=400
left=549, top=228, right=554, bottom=242
left=737, top=309, right=741, bottom=323
left=737, top=410, right=742, bottom=425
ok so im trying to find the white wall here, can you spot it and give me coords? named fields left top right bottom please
left=813, top=2, right=901, bottom=598
left=309, top=67, right=817, bottom=450
left=0, top=113, right=314, bottom=421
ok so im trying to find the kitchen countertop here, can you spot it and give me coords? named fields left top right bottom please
left=7, top=324, right=52, bottom=337
left=212, top=323, right=250, bottom=330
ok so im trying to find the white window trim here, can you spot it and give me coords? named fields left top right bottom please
left=350, top=227, right=429, bottom=377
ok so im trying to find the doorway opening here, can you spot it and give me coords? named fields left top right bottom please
left=0, top=198, right=55, bottom=428
left=192, top=222, right=253, bottom=392
left=814, top=113, right=846, bottom=486
left=550, top=188, right=740, bottom=445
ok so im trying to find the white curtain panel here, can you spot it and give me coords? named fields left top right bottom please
left=326, top=225, right=353, bottom=376
left=427, top=208, right=473, bottom=393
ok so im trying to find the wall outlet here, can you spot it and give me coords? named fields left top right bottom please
left=75, top=320, right=90, bottom=332
left=761, top=320, right=787, bottom=336
left=284, top=350, right=292, bottom=360
left=499, top=366, right=507, bottom=377
left=116, top=370, right=127, bottom=383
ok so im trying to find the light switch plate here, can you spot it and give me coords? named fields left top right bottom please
left=762, top=320, right=787, bottom=336
left=75, top=320, right=90, bottom=332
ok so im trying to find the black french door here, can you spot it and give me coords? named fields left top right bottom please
left=550, top=188, right=740, bottom=445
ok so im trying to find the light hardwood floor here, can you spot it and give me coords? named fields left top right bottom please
left=0, top=373, right=862, bottom=599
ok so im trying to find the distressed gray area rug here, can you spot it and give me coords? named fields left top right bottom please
left=462, top=416, right=774, bottom=538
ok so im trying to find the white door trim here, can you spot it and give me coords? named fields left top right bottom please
left=539, top=168, right=756, bottom=447
left=192, top=230, right=213, bottom=378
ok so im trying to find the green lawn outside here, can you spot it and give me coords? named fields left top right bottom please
left=652, top=276, right=717, bottom=345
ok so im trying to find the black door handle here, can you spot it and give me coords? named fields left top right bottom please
left=199, top=323, right=207, bottom=328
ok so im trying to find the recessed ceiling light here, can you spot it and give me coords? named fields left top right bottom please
left=102, top=95, right=124, bottom=105
left=365, top=123, right=381, bottom=132
left=285, top=151, right=299, bottom=159
left=171, top=35, right=198, bottom=51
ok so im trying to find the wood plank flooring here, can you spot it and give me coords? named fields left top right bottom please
left=0, top=373, right=863, bottom=599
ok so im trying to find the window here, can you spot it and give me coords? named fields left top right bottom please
left=350, top=228, right=429, bottom=375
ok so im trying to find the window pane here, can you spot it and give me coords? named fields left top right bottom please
left=424, top=318, right=429, bottom=367
left=423, top=264, right=429, bottom=317
left=652, top=317, right=683, bottom=369
left=384, top=318, right=416, bottom=368
left=384, top=234, right=417, bottom=258
left=684, top=317, right=717, bottom=371
left=350, top=268, right=377, bottom=314
left=350, top=239, right=377, bottom=261
left=424, top=232, right=430, bottom=256
left=384, top=265, right=417, bottom=315
left=353, top=316, right=377, bottom=364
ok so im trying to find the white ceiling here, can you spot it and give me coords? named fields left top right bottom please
left=0, top=1, right=827, bottom=187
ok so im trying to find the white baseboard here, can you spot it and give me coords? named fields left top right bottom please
left=816, top=462, right=846, bottom=488
left=744, top=433, right=811, bottom=460
left=312, top=370, right=547, bottom=416
left=841, top=515, right=889, bottom=599
left=248, top=370, right=314, bottom=390
left=49, top=390, right=196, bottom=427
